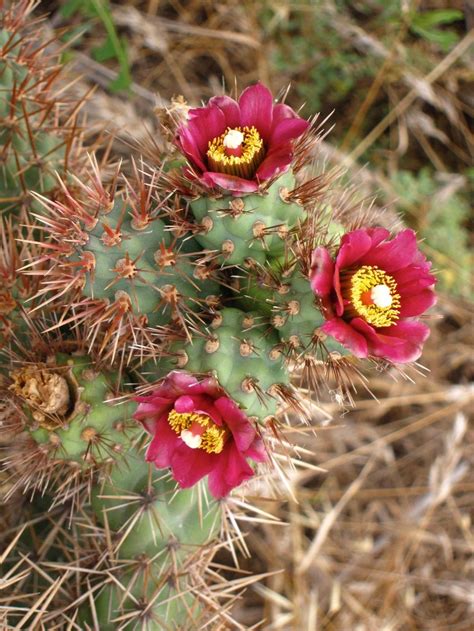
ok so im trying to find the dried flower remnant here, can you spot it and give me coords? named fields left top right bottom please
left=9, top=367, right=71, bottom=425
left=310, top=228, right=437, bottom=363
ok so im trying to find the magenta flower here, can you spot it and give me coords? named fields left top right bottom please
left=310, top=228, right=437, bottom=363
left=175, top=82, right=309, bottom=194
left=134, top=371, right=266, bottom=498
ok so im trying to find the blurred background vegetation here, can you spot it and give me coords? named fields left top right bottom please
left=37, top=1, right=473, bottom=628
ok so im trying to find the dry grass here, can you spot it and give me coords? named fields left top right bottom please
left=15, top=1, right=474, bottom=628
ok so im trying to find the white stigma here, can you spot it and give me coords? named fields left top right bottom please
left=223, top=129, right=244, bottom=149
left=181, top=429, right=202, bottom=449
left=370, top=284, right=392, bottom=308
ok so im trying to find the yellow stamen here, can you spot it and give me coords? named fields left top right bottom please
left=207, top=126, right=264, bottom=178
left=167, top=409, right=228, bottom=454
left=201, top=425, right=227, bottom=454
left=345, top=265, right=400, bottom=328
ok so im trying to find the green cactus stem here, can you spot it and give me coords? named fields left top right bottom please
left=0, top=219, right=43, bottom=349
left=30, top=161, right=221, bottom=365
left=188, top=172, right=305, bottom=266
left=2, top=352, right=141, bottom=502
left=170, top=307, right=292, bottom=420
left=85, top=450, right=221, bottom=629
left=231, top=256, right=349, bottom=364
left=0, top=5, right=88, bottom=217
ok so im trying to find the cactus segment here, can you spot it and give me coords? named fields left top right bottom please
left=270, top=267, right=353, bottom=360
left=0, top=219, right=43, bottom=349
left=4, top=353, right=140, bottom=472
left=232, top=259, right=350, bottom=362
left=86, top=451, right=220, bottom=629
left=29, top=160, right=223, bottom=364
left=78, top=196, right=218, bottom=331
left=92, top=451, right=220, bottom=558
left=0, top=11, right=86, bottom=217
left=174, top=307, right=289, bottom=419
left=189, top=172, right=305, bottom=265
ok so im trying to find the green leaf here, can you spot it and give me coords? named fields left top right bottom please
left=92, top=36, right=116, bottom=62
left=411, top=25, right=459, bottom=51
left=109, top=65, right=132, bottom=92
left=409, top=9, right=462, bottom=51
left=412, top=9, right=463, bottom=28
left=89, top=0, right=132, bottom=92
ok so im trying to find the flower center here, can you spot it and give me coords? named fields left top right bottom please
left=343, top=265, right=401, bottom=328
left=207, top=126, right=265, bottom=179
left=167, top=409, right=228, bottom=454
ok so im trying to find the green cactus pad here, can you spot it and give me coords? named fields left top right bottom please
left=173, top=307, right=290, bottom=419
left=86, top=451, right=220, bottom=629
left=189, top=172, right=305, bottom=265
left=69, top=194, right=219, bottom=340
left=0, top=22, right=82, bottom=216
left=231, top=260, right=350, bottom=361
left=92, top=452, right=220, bottom=558
left=8, top=353, right=140, bottom=467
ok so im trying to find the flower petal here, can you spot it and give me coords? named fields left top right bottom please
left=255, top=145, right=293, bottom=180
left=187, top=375, right=223, bottom=398
left=209, top=95, right=241, bottom=127
left=362, top=229, right=418, bottom=272
left=134, top=399, right=173, bottom=434
left=182, top=105, right=226, bottom=156
left=351, top=318, right=430, bottom=363
left=366, top=227, right=390, bottom=248
left=239, top=82, right=274, bottom=141
left=170, top=444, right=217, bottom=488
left=173, top=395, right=195, bottom=413
left=202, top=171, right=259, bottom=193
left=213, top=396, right=256, bottom=452
left=165, top=371, right=200, bottom=394
left=176, top=127, right=207, bottom=172
left=321, top=318, right=369, bottom=358
left=145, top=417, right=180, bottom=468
left=207, top=444, right=255, bottom=498
left=336, top=229, right=373, bottom=270
left=270, top=117, right=309, bottom=145
left=399, top=289, right=437, bottom=317
left=310, top=247, right=335, bottom=297
left=271, top=103, right=302, bottom=127
left=244, top=435, right=267, bottom=463
left=392, top=265, right=436, bottom=293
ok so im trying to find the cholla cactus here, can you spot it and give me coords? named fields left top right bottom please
left=86, top=452, right=222, bottom=629
left=0, top=3, right=438, bottom=628
left=0, top=326, right=141, bottom=504
left=0, top=1, right=93, bottom=219
left=29, top=157, right=221, bottom=365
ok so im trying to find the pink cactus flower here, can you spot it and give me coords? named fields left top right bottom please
left=134, top=371, right=266, bottom=498
left=310, top=228, right=437, bottom=363
left=175, top=82, right=309, bottom=194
